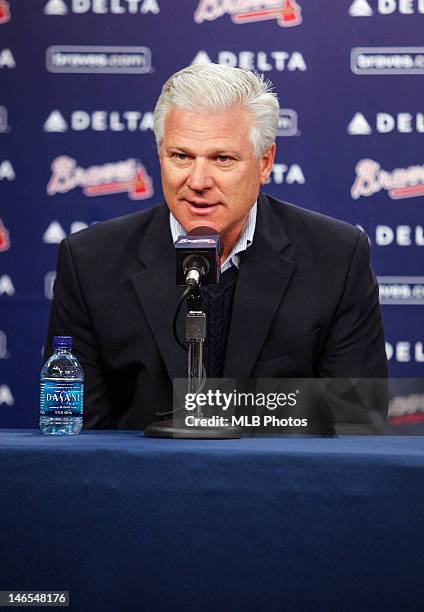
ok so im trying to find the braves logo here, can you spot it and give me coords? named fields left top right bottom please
left=351, top=159, right=424, bottom=200
left=0, top=218, right=10, bottom=252
left=0, top=0, right=10, bottom=24
left=195, top=0, right=302, bottom=27
left=47, top=156, right=153, bottom=200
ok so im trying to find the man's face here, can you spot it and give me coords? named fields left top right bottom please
left=159, top=105, right=275, bottom=258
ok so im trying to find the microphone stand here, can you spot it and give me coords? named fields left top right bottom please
left=186, top=283, right=206, bottom=400
left=144, top=281, right=240, bottom=439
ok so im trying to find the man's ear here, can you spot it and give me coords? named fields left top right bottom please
left=259, top=143, right=276, bottom=185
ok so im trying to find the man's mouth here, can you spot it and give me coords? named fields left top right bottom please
left=186, top=199, right=218, bottom=212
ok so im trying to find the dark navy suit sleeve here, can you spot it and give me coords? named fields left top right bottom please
left=318, top=230, right=387, bottom=378
left=44, top=238, right=115, bottom=429
left=317, top=230, right=388, bottom=434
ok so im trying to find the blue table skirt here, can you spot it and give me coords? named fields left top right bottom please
left=1, top=430, right=423, bottom=612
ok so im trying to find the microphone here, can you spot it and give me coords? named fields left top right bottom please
left=175, top=226, right=222, bottom=287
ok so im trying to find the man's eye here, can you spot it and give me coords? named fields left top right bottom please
left=217, top=156, right=230, bottom=163
left=172, top=153, right=188, bottom=161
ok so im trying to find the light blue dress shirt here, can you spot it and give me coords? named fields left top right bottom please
left=169, top=202, right=257, bottom=273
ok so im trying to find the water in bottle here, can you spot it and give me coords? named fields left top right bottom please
left=40, top=336, right=84, bottom=435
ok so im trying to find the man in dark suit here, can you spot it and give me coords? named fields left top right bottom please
left=45, top=64, right=387, bottom=431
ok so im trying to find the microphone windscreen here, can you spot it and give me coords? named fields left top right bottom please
left=175, top=227, right=222, bottom=286
left=188, top=226, right=223, bottom=257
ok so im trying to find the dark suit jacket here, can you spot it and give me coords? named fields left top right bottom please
left=45, top=193, right=388, bottom=430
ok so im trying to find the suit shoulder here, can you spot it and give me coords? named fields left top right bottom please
left=264, top=194, right=362, bottom=246
left=64, top=203, right=165, bottom=254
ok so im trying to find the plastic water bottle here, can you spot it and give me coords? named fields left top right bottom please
left=40, top=336, right=84, bottom=435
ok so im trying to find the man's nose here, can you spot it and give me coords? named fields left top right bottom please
left=186, top=158, right=213, bottom=192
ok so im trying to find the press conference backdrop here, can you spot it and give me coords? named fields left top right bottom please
left=0, top=0, right=423, bottom=430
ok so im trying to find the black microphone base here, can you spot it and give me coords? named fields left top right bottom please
left=144, top=419, right=241, bottom=439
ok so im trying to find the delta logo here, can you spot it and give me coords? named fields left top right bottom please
left=351, top=159, right=424, bottom=200
left=0, top=218, right=10, bottom=252
left=47, top=156, right=153, bottom=200
left=0, top=275, right=14, bottom=296
left=43, top=221, right=90, bottom=244
left=194, top=0, right=302, bottom=27
left=0, top=49, right=15, bottom=68
left=350, top=0, right=424, bottom=16
left=43, top=109, right=153, bottom=132
left=44, top=0, right=160, bottom=15
left=348, top=112, right=424, bottom=135
left=0, top=1, right=10, bottom=24
left=349, top=0, right=373, bottom=16
left=191, top=49, right=307, bottom=72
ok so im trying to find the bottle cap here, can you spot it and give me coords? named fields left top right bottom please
left=53, top=336, right=73, bottom=349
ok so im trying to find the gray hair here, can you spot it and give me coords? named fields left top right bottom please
left=153, top=63, right=280, bottom=158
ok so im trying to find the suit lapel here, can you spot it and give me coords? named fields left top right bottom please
left=130, top=204, right=187, bottom=380
left=130, top=195, right=295, bottom=381
left=223, top=193, right=295, bottom=378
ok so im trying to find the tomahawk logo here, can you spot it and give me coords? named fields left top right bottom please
left=0, top=0, right=10, bottom=23
left=347, top=113, right=372, bottom=135
left=44, top=111, right=68, bottom=132
left=0, top=218, right=10, bottom=252
left=47, top=156, right=153, bottom=200
left=349, top=0, right=373, bottom=16
left=194, top=0, right=302, bottom=27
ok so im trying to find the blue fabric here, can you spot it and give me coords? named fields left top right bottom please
left=0, top=431, right=423, bottom=612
